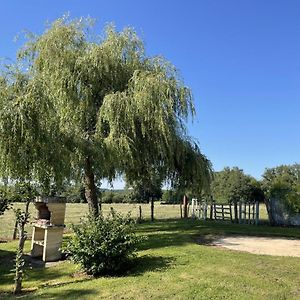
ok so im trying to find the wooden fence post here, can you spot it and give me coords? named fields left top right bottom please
left=255, top=202, right=259, bottom=225
left=191, top=199, right=195, bottom=218
left=221, top=204, right=224, bottom=220
left=248, top=202, right=251, bottom=224
left=213, top=202, right=217, bottom=220
left=210, top=203, right=213, bottom=220
left=204, top=202, right=207, bottom=220
left=13, top=220, right=18, bottom=240
left=238, top=201, right=242, bottom=224
left=150, top=197, right=154, bottom=222
left=200, top=201, right=202, bottom=219
left=138, top=205, right=142, bottom=223
left=183, top=195, right=188, bottom=218
left=234, top=201, right=238, bottom=223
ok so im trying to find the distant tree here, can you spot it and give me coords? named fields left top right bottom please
left=211, top=167, right=261, bottom=203
left=130, top=182, right=162, bottom=202
left=248, top=178, right=265, bottom=203
left=0, top=16, right=212, bottom=217
left=100, top=190, right=133, bottom=204
left=63, top=182, right=87, bottom=203
left=262, top=164, right=300, bottom=195
left=262, top=164, right=300, bottom=215
left=0, top=187, right=10, bottom=215
left=125, top=168, right=163, bottom=203
left=102, top=191, right=114, bottom=204
left=161, top=189, right=185, bottom=204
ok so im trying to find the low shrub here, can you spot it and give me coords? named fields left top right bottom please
left=67, top=210, right=142, bottom=276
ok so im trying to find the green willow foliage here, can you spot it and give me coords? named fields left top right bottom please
left=0, top=16, right=212, bottom=208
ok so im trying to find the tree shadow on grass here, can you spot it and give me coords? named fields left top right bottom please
left=126, top=254, right=175, bottom=277
left=136, top=219, right=203, bottom=251
left=1, top=247, right=175, bottom=298
left=0, top=251, right=88, bottom=294
left=0, top=248, right=16, bottom=289
left=136, top=218, right=196, bottom=233
left=136, top=218, right=300, bottom=252
left=3, top=287, right=98, bottom=299
left=138, top=231, right=192, bottom=251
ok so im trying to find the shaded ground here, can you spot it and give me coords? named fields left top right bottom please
left=1, top=219, right=300, bottom=299
left=206, top=235, right=300, bottom=257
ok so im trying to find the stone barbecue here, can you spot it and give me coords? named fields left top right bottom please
left=31, top=196, right=66, bottom=262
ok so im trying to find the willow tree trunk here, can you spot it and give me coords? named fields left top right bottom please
left=84, top=157, right=99, bottom=217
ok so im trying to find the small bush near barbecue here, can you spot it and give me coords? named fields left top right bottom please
left=67, top=210, right=142, bottom=276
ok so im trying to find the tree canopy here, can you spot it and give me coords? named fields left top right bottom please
left=211, top=167, right=264, bottom=203
left=0, top=16, right=212, bottom=216
left=262, top=164, right=300, bottom=213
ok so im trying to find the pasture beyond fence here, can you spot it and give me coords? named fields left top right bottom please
left=0, top=203, right=181, bottom=239
left=0, top=202, right=268, bottom=240
left=191, top=199, right=260, bottom=225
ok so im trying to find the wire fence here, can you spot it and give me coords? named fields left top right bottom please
left=0, top=203, right=183, bottom=240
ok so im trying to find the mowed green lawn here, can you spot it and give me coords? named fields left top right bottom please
left=0, top=207, right=299, bottom=299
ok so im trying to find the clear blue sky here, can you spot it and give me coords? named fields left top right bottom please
left=1, top=0, right=300, bottom=187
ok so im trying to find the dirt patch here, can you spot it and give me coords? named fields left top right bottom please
left=206, top=236, right=300, bottom=257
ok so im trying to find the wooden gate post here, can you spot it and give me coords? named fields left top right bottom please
left=255, top=202, right=259, bottom=225
left=221, top=204, right=224, bottom=220
left=191, top=198, right=195, bottom=218
left=210, top=202, right=213, bottom=220
left=234, top=200, right=238, bottom=223
left=204, top=202, right=208, bottom=220
left=229, top=204, right=233, bottom=222
left=248, top=202, right=251, bottom=224
left=213, top=202, right=217, bottom=220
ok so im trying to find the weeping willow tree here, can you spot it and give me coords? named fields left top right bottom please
left=0, top=16, right=212, bottom=216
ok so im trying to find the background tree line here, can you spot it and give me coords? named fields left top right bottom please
left=1, top=163, right=299, bottom=214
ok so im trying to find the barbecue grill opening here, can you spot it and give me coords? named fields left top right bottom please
left=36, top=203, right=51, bottom=220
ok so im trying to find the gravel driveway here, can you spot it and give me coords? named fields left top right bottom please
left=212, top=236, right=300, bottom=257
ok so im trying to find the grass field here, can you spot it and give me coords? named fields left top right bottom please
left=0, top=205, right=299, bottom=299
left=0, top=202, right=269, bottom=240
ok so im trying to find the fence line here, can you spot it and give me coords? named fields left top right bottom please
left=0, top=203, right=183, bottom=239
left=0, top=201, right=265, bottom=239
left=191, top=199, right=260, bottom=225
